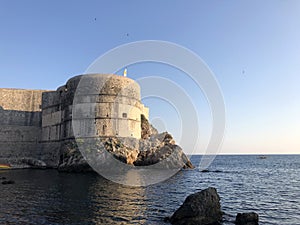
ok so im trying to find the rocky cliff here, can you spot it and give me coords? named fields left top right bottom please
left=58, top=117, right=194, bottom=172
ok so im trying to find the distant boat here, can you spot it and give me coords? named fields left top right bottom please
left=0, top=164, right=11, bottom=169
left=258, top=156, right=267, bottom=159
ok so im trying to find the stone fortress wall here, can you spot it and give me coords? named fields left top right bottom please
left=0, top=74, right=149, bottom=167
left=0, top=89, right=45, bottom=161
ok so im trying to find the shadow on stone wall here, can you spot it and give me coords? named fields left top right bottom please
left=0, top=107, right=43, bottom=167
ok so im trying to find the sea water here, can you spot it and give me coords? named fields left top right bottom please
left=1, top=155, right=299, bottom=224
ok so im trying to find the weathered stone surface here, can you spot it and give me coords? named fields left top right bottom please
left=169, top=187, right=222, bottom=225
left=20, top=158, right=47, bottom=168
left=0, top=89, right=45, bottom=165
left=57, top=132, right=193, bottom=172
left=135, top=132, right=194, bottom=169
left=58, top=141, right=92, bottom=172
left=58, top=162, right=92, bottom=172
left=0, top=157, right=46, bottom=169
left=141, top=114, right=158, bottom=139
left=102, top=137, right=139, bottom=164
left=125, top=149, right=139, bottom=165
left=236, top=212, right=259, bottom=225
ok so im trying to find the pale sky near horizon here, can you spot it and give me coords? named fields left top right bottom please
left=0, top=1, right=299, bottom=154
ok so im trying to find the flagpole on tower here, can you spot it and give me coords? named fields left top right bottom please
left=123, top=68, right=127, bottom=77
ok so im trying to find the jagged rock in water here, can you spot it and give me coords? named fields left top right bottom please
left=2, top=180, right=15, bottom=185
left=236, top=212, right=259, bottom=225
left=58, top=156, right=92, bottom=172
left=58, top=141, right=92, bottom=172
left=20, top=158, right=47, bottom=168
left=168, top=187, right=222, bottom=225
left=135, top=132, right=194, bottom=169
left=57, top=132, right=194, bottom=172
left=0, top=158, right=46, bottom=169
left=57, top=114, right=193, bottom=172
left=58, top=160, right=92, bottom=172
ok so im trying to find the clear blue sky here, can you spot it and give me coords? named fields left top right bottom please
left=1, top=0, right=299, bottom=154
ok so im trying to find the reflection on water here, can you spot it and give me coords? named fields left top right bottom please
left=0, top=169, right=150, bottom=225
left=89, top=172, right=148, bottom=224
left=1, top=155, right=300, bottom=225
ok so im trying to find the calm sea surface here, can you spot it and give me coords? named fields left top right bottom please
left=1, top=155, right=299, bottom=225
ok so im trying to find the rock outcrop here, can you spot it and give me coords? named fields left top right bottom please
left=58, top=157, right=92, bottom=172
left=141, top=114, right=158, bottom=139
left=235, top=212, right=259, bottom=225
left=135, top=132, right=194, bottom=169
left=168, top=187, right=222, bottom=225
left=58, top=131, right=194, bottom=172
left=0, top=157, right=46, bottom=169
left=58, top=115, right=193, bottom=172
left=58, top=141, right=93, bottom=172
left=2, top=180, right=15, bottom=185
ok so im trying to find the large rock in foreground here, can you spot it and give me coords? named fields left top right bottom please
left=236, top=212, right=259, bottom=225
left=169, top=187, right=222, bottom=225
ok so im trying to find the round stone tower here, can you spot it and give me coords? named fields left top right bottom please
left=41, top=74, right=148, bottom=156
left=40, top=74, right=149, bottom=166
left=71, top=74, right=149, bottom=139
